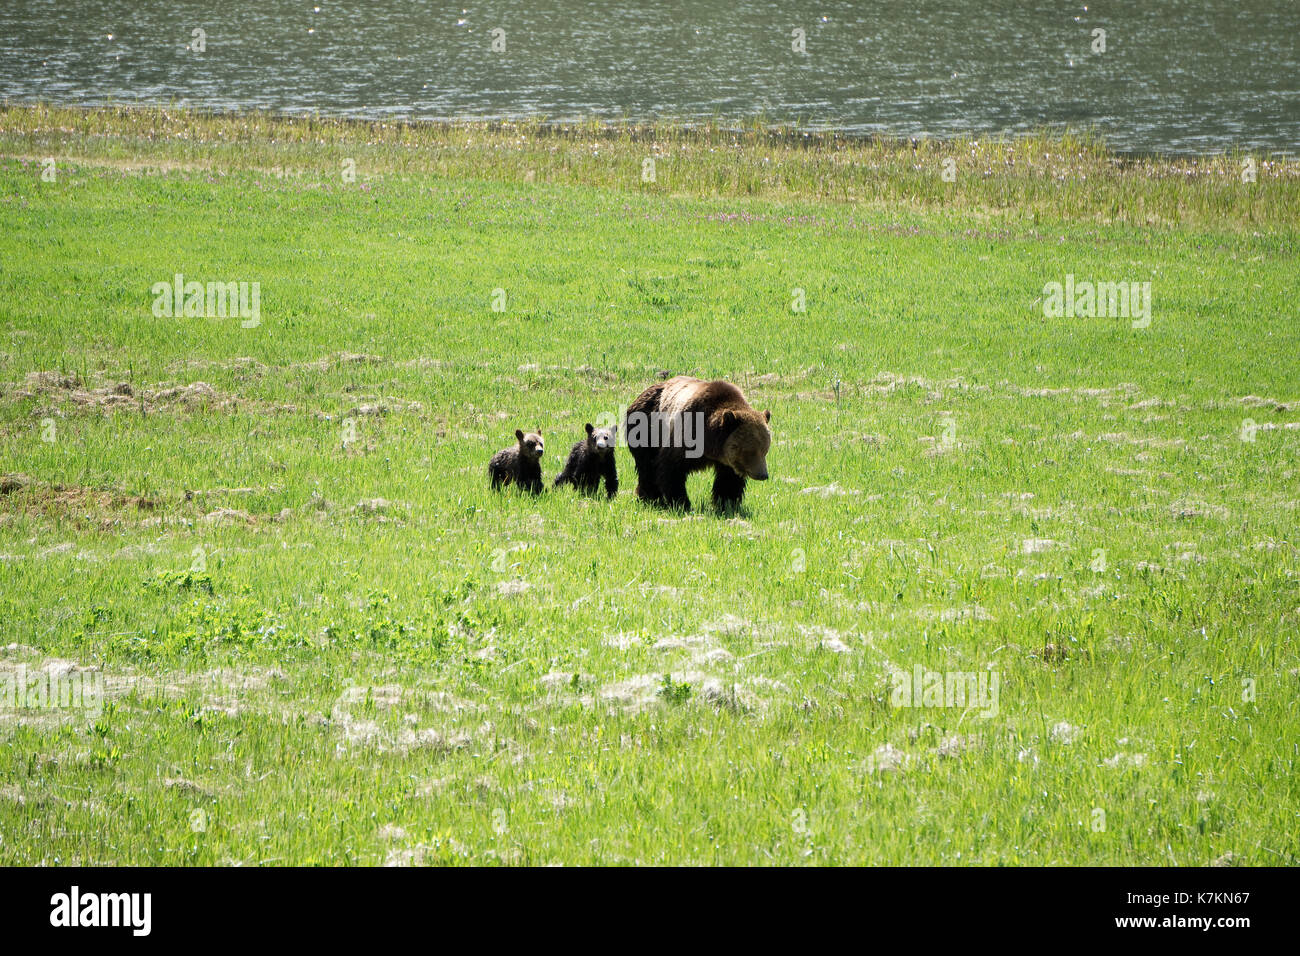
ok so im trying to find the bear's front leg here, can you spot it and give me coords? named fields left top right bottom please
left=603, top=456, right=619, bottom=499
left=711, top=465, right=747, bottom=511
left=521, top=463, right=544, bottom=495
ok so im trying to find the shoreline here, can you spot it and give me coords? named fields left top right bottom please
left=3, top=98, right=1296, bottom=162
left=3, top=102, right=1297, bottom=229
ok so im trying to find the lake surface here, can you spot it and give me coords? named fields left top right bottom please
left=1, top=0, right=1297, bottom=155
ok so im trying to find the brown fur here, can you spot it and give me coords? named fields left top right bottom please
left=488, top=428, right=545, bottom=494
left=554, top=423, right=619, bottom=498
left=624, top=376, right=771, bottom=512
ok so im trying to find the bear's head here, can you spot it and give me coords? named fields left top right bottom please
left=515, top=428, right=544, bottom=460
left=719, top=408, right=771, bottom=481
left=585, top=422, right=617, bottom=456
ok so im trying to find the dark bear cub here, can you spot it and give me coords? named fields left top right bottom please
left=554, top=423, right=618, bottom=498
left=488, top=428, right=545, bottom=494
left=625, top=376, right=771, bottom=512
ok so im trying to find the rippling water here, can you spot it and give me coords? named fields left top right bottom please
left=1, top=0, right=1297, bottom=154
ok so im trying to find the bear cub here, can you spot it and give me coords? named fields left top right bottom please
left=489, top=428, right=545, bottom=494
left=554, top=423, right=619, bottom=498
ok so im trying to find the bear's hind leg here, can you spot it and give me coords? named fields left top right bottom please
left=656, top=456, right=691, bottom=512
left=631, top=449, right=661, bottom=502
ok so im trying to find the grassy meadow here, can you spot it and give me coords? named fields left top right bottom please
left=0, top=106, right=1297, bottom=865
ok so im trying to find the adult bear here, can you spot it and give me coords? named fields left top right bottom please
left=624, top=376, right=771, bottom=512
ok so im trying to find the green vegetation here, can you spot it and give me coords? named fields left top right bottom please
left=4, top=103, right=1297, bottom=226
left=0, top=106, right=1296, bottom=865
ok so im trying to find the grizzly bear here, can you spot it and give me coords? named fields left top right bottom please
left=554, top=423, right=619, bottom=498
left=624, top=376, right=771, bottom=512
left=488, top=428, right=545, bottom=494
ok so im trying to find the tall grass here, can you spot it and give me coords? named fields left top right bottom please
left=3, top=103, right=1296, bottom=227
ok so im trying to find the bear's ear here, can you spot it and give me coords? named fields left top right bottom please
left=764, top=409, right=771, bottom=423
left=721, top=409, right=736, bottom=427
left=537, top=427, right=542, bottom=435
left=515, top=429, right=524, bottom=442
left=585, top=423, right=594, bottom=435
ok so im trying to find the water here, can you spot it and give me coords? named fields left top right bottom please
left=2, top=0, right=1297, bottom=155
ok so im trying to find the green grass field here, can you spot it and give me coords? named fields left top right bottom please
left=1, top=107, right=1297, bottom=865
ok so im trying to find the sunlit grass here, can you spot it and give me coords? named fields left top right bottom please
left=2, top=103, right=1297, bottom=227
left=0, top=115, right=1296, bottom=865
